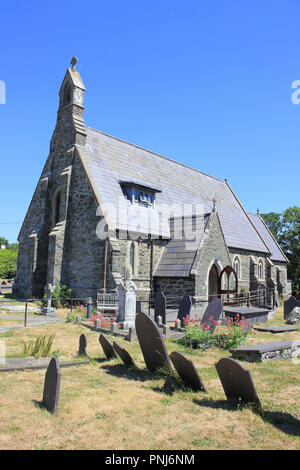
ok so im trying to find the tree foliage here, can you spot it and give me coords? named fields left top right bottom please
left=261, top=206, right=300, bottom=297
left=0, top=249, right=18, bottom=278
left=0, top=238, right=19, bottom=279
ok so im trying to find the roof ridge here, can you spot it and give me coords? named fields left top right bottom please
left=86, top=125, right=226, bottom=184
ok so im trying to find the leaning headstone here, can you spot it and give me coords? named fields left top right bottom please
left=284, top=296, right=300, bottom=320
left=42, top=357, right=61, bottom=414
left=113, top=341, right=137, bottom=367
left=177, top=295, right=192, bottom=327
left=99, top=333, right=117, bottom=359
left=154, top=291, right=166, bottom=325
left=170, top=351, right=207, bottom=392
left=286, top=307, right=300, bottom=325
left=215, top=357, right=261, bottom=411
left=135, top=312, right=172, bottom=373
left=78, top=334, right=87, bottom=356
left=200, top=298, right=223, bottom=332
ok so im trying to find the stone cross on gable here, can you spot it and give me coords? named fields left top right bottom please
left=71, top=56, right=78, bottom=71
left=212, top=197, right=217, bottom=213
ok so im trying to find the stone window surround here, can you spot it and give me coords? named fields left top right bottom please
left=126, top=241, right=139, bottom=278
left=233, top=255, right=242, bottom=280
left=258, top=258, right=264, bottom=281
left=51, top=186, right=61, bottom=229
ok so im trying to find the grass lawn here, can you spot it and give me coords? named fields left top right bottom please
left=0, top=304, right=299, bottom=450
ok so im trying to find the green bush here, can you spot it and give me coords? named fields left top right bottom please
left=178, top=325, right=217, bottom=350
left=43, top=283, right=72, bottom=308
left=0, top=249, right=18, bottom=278
left=177, top=315, right=253, bottom=351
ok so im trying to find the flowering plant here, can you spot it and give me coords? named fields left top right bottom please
left=91, top=312, right=121, bottom=329
left=177, top=313, right=254, bottom=350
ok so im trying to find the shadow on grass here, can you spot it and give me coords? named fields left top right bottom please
left=261, top=411, right=300, bottom=436
left=193, top=398, right=300, bottom=436
left=32, top=399, right=46, bottom=410
left=193, top=397, right=237, bottom=412
left=101, top=362, right=156, bottom=382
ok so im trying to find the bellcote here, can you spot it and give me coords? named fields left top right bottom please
left=51, top=58, right=87, bottom=152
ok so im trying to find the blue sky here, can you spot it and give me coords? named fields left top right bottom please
left=0, top=0, right=300, bottom=243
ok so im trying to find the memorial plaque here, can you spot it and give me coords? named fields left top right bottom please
left=78, top=334, right=87, bottom=356
left=177, top=295, right=192, bottom=327
left=200, top=298, right=223, bottom=332
left=215, top=357, right=261, bottom=410
left=113, top=341, right=137, bottom=367
left=154, top=291, right=166, bottom=325
left=99, top=333, right=117, bottom=359
left=42, top=357, right=61, bottom=414
left=135, top=312, right=172, bottom=372
left=170, top=351, right=206, bottom=392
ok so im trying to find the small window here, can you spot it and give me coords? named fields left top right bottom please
left=52, top=188, right=61, bottom=228
left=258, top=259, right=264, bottom=280
left=233, top=256, right=241, bottom=280
left=62, top=83, right=71, bottom=106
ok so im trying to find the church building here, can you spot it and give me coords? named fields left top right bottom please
left=13, top=59, right=289, bottom=304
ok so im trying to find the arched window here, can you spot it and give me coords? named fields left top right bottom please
left=52, top=188, right=61, bottom=227
left=62, top=82, right=71, bottom=106
left=233, top=256, right=241, bottom=280
left=258, top=259, right=264, bottom=280
left=129, top=242, right=135, bottom=273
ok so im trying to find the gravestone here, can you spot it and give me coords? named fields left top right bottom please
left=99, top=333, right=117, bottom=359
left=78, top=334, right=87, bottom=356
left=40, top=283, right=57, bottom=317
left=170, top=351, right=207, bottom=392
left=113, top=341, right=137, bottom=367
left=200, top=298, right=223, bottom=332
left=284, top=296, right=300, bottom=320
left=254, top=325, right=298, bottom=334
left=154, top=291, right=166, bottom=325
left=177, top=295, right=192, bottom=327
left=118, top=264, right=137, bottom=328
left=230, top=340, right=300, bottom=362
left=215, top=357, right=261, bottom=410
left=286, top=307, right=300, bottom=325
left=135, top=312, right=172, bottom=373
left=42, top=357, right=61, bottom=414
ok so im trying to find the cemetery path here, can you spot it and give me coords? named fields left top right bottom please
left=0, top=317, right=66, bottom=333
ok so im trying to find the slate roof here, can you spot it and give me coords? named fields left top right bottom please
left=81, top=126, right=271, bottom=254
left=247, top=213, right=288, bottom=263
left=155, top=215, right=208, bottom=277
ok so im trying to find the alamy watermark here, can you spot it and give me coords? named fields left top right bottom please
left=291, top=80, right=300, bottom=104
left=0, top=80, right=6, bottom=104
left=95, top=198, right=205, bottom=244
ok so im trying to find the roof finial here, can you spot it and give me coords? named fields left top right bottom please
left=257, top=208, right=260, bottom=215
left=212, top=197, right=217, bottom=213
left=70, top=56, right=78, bottom=72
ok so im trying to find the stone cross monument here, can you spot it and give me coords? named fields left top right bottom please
left=118, top=264, right=137, bottom=328
left=41, top=283, right=57, bottom=317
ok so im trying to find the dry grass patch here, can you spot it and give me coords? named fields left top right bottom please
left=0, top=305, right=299, bottom=449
